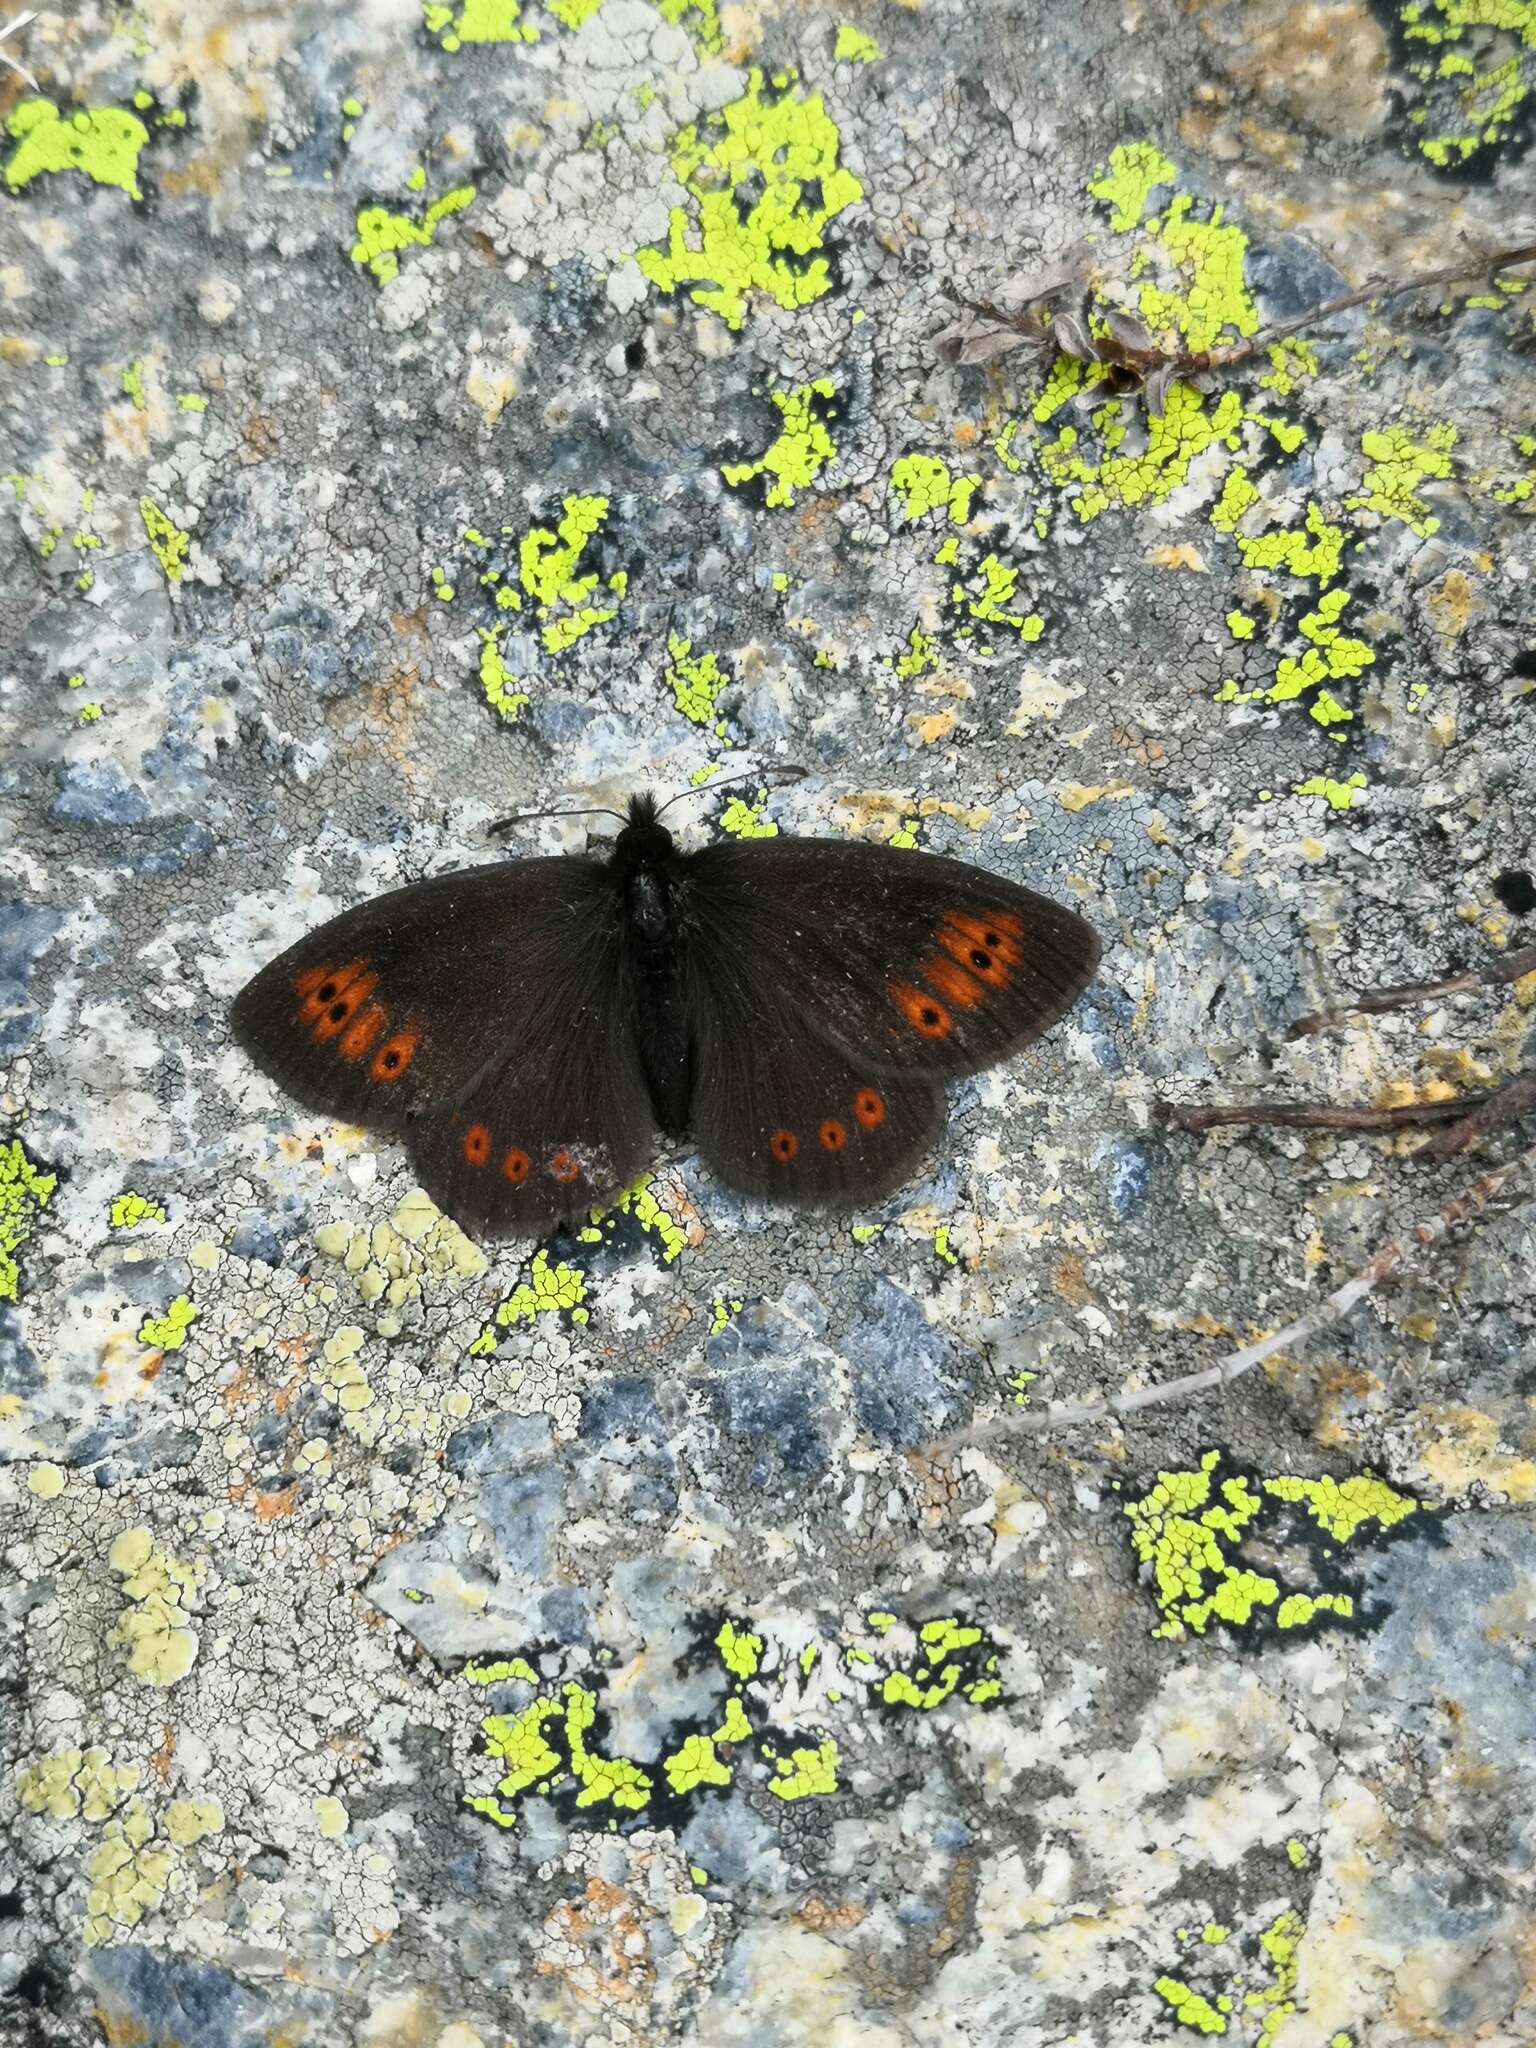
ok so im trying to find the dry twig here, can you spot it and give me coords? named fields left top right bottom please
left=0, top=12, right=39, bottom=91
left=933, top=242, right=1536, bottom=411
left=1289, top=942, right=1536, bottom=1038
left=934, top=1142, right=1536, bottom=1447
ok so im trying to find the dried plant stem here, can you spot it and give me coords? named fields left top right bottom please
left=935, top=1143, right=1536, bottom=1447
left=1158, top=1094, right=1489, bottom=1136
left=1290, top=942, right=1536, bottom=1038
left=0, top=12, right=39, bottom=91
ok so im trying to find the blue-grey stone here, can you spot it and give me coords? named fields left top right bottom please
left=0, top=899, right=63, bottom=1054
left=842, top=1279, right=960, bottom=1445
left=52, top=764, right=150, bottom=826
left=0, top=1306, right=42, bottom=1397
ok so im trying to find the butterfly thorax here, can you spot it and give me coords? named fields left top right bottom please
left=609, top=793, right=692, bottom=1136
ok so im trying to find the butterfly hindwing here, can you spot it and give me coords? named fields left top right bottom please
left=681, top=834, right=1100, bottom=1085
left=230, top=857, right=653, bottom=1234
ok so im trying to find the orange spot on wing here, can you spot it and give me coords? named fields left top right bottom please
left=549, top=1149, right=581, bottom=1183
left=298, top=958, right=371, bottom=1025
left=463, top=1124, right=490, bottom=1166
left=339, top=1002, right=387, bottom=1060
left=945, top=910, right=1024, bottom=969
left=311, top=969, right=379, bottom=1041
left=890, top=981, right=952, bottom=1038
left=502, top=1149, right=530, bottom=1184
left=370, top=1024, right=420, bottom=1082
left=818, top=1119, right=847, bottom=1152
left=935, top=923, right=1010, bottom=990
left=918, top=951, right=986, bottom=1008
left=770, top=1128, right=798, bottom=1162
left=853, top=1089, right=884, bottom=1129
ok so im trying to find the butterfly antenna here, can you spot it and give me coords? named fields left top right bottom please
left=487, top=801, right=628, bottom=838
left=655, top=764, right=809, bottom=821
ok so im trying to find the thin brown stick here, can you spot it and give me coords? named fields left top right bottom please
left=1420, top=1070, right=1536, bottom=1160
left=1157, top=1095, right=1488, bottom=1136
left=1291, top=943, right=1536, bottom=1038
left=931, top=1142, right=1536, bottom=1446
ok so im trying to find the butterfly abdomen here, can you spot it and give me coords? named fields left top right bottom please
left=619, top=852, right=692, bottom=1138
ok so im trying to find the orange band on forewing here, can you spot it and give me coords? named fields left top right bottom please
left=935, top=924, right=1010, bottom=989
left=918, top=951, right=986, bottom=1008
left=944, top=910, right=1023, bottom=967
left=339, top=1002, right=387, bottom=1060
left=311, top=970, right=379, bottom=1041
left=371, top=1025, right=420, bottom=1082
left=298, top=957, right=371, bottom=1025
left=889, top=981, right=953, bottom=1038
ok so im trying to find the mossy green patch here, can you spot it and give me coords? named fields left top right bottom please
left=722, top=380, right=838, bottom=507
left=0, top=1137, right=56, bottom=1302
left=637, top=71, right=864, bottom=328
left=351, top=182, right=475, bottom=285
left=4, top=99, right=149, bottom=198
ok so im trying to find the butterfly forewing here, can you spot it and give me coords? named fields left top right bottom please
left=230, top=857, right=653, bottom=1234
left=681, top=836, right=1100, bottom=1083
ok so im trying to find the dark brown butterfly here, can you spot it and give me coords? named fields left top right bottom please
left=230, top=790, right=1101, bottom=1239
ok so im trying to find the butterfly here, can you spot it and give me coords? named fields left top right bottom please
left=230, top=788, right=1101, bottom=1240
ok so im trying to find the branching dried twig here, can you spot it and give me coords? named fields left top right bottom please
left=933, top=242, right=1536, bottom=411
left=1156, top=1094, right=1489, bottom=1136
left=934, top=1142, right=1536, bottom=1447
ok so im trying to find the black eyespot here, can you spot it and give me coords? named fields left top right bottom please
left=922, top=1006, right=939, bottom=1025
left=328, top=1002, right=348, bottom=1020
left=318, top=982, right=338, bottom=1002
left=382, top=1051, right=400, bottom=1069
left=971, top=951, right=991, bottom=970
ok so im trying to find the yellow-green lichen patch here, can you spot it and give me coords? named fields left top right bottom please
left=952, top=552, right=1044, bottom=639
left=137, top=1295, right=196, bottom=1350
left=470, top=1248, right=589, bottom=1350
left=351, top=182, right=475, bottom=285
left=1266, top=587, right=1375, bottom=732
left=1134, top=192, right=1259, bottom=355
left=422, top=0, right=537, bottom=49
left=1038, top=382, right=1247, bottom=524
left=1398, top=0, right=1536, bottom=170
left=722, top=381, right=838, bottom=508
left=4, top=99, right=150, bottom=198
left=834, top=24, right=881, bottom=61
left=666, top=634, right=730, bottom=730
left=1087, top=140, right=1176, bottom=231
left=1348, top=422, right=1456, bottom=536
left=765, top=1738, right=839, bottom=1800
left=478, top=626, right=528, bottom=722
left=719, top=791, right=778, bottom=838
left=82, top=1796, right=175, bottom=1946
left=1, top=1136, right=56, bottom=1302
left=1293, top=771, right=1368, bottom=810
left=139, top=496, right=189, bottom=584
left=17, top=1746, right=139, bottom=1823
left=1154, top=1976, right=1230, bottom=2034
left=107, top=1527, right=203, bottom=1686
left=890, top=453, right=982, bottom=525
left=637, top=72, right=864, bottom=329
left=717, top=1618, right=763, bottom=1681
left=658, top=0, right=724, bottom=54
left=517, top=494, right=625, bottom=655
left=1232, top=500, right=1345, bottom=585
left=1123, top=1450, right=1421, bottom=1641
left=594, top=1173, right=692, bottom=1264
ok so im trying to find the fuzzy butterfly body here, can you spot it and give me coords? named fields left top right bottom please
left=231, top=792, right=1101, bottom=1239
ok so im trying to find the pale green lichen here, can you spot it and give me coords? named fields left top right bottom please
left=637, top=72, right=864, bottom=328
left=107, top=1527, right=203, bottom=1686
left=139, top=497, right=189, bottom=584
left=351, top=182, right=475, bottom=285
left=4, top=99, right=149, bottom=198
left=1, top=1137, right=56, bottom=1302
left=722, top=380, right=837, bottom=507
